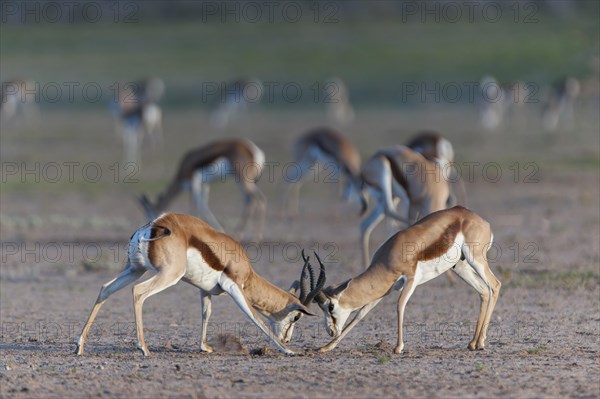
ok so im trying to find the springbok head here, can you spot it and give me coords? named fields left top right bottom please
left=280, top=250, right=327, bottom=342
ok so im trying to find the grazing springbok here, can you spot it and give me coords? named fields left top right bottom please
left=478, top=76, right=532, bottom=131
left=139, top=138, right=266, bottom=240
left=308, top=206, right=501, bottom=354
left=209, top=78, right=263, bottom=128
left=541, top=76, right=580, bottom=131
left=406, top=130, right=467, bottom=207
left=360, top=145, right=450, bottom=267
left=76, top=213, right=326, bottom=356
left=283, top=127, right=366, bottom=216
left=112, top=77, right=165, bottom=165
left=324, top=77, right=355, bottom=126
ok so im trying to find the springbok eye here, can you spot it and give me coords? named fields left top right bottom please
left=293, top=314, right=301, bottom=322
left=328, top=303, right=335, bottom=312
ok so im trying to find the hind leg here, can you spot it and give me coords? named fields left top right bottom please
left=133, top=269, right=185, bottom=356
left=360, top=201, right=385, bottom=267
left=452, top=257, right=500, bottom=350
left=236, top=186, right=266, bottom=241
left=282, top=158, right=314, bottom=218
left=76, top=264, right=146, bottom=355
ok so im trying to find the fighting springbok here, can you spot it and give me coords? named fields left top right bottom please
left=308, top=206, right=501, bottom=354
left=360, top=144, right=450, bottom=267
left=76, top=213, right=325, bottom=356
left=283, top=127, right=366, bottom=216
left=139, top=138, right=266, bottom=241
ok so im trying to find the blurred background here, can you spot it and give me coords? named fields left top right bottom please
left=1, top=2, right=599, bottom=397
left=1, top=0, right=598, bottom=265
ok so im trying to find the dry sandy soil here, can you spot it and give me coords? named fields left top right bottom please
left=1, top=107, right=599, bottom=398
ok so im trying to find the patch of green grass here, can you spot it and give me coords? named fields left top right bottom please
left=474, top=364, right=485, bottom=372
left=527, top=344, right=547, bottom=355
left=377, top=356, right=390, bottom=365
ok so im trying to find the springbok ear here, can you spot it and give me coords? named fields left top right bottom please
left=325, top=279, right=351, bottom=298
left=288, top=280, right=300, bottom=295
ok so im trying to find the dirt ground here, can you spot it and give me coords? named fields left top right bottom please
left=1, top=107, right=599, bottom=398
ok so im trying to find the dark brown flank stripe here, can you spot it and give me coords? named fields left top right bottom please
left=189, top=236, right=225, bottom=271
left=313, top=131, right=342, bottom=162
left=418, top=220, right=461, bottom=261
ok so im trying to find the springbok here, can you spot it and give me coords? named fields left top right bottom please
left=139, top=138, right=267, bottom=240
left=283, top=127, right=366, bottom=216
left=112, top=77, right=165, bottom=165
left=360, top=144, right=450, bottom=267
left=76, top=213, right=326, bottom=356
left=0, top=79, right=39, bottom=125
left=209, top=78, right=263, bottom=128
left=405, top=130, right=467, bottom=207
left=324, top=77, right=355, bottom=126
left=478, top=76, right=532, bottom=131
left=541, top=76, right=580, bottom=131
left=308, top=206, right=501, bottom=354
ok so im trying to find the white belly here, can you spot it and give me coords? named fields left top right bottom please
left=183, top=247, right=225, bottom=295
left=414, top=233, right=464, bottom=286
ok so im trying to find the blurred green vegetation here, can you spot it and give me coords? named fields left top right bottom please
left=1, top=2, right=598, bottom=108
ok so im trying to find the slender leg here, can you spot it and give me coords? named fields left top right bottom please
left=253, top=188, right=267, bottom=241
left=360, top=202, right=385, bottom=267
left=191, top=178, right=225, bottom=233
left=132, top=270, right=184, bottom=356
left=475, top=264, right=501, bottom=349
left=451, top=260, right=490, bottom=350
left=319, top=298, right=383, bottom=352
left=394, top=278, right=416, bottom=354
left=235, top=185, right=266, bottom=241
left=282, top=158, right=313, bottom=218
left=76, top=264, right=145, bottom=355
left=199, top=290, right=213, bottom=353
left=218, top=273, right=294, bottom=355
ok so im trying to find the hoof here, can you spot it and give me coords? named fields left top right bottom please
left=393, top=345, right=404, bottom=354
left=200, top=345, right=214, bottom=353
left=137, top=344, right=150, bottom=357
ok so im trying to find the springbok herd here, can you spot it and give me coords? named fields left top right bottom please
left=7, top=74, right=589, bottom=356
left=76, top=121, right=502, bottom=356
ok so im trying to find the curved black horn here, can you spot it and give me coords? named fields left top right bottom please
left=299, top=249, right=310, bottom=303
left=303, top=251, right=327, bottom=305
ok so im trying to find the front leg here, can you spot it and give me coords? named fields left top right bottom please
left=218, top=273, right=294, bottom=355
left=395, top=278, right=416, bottom=354
left=191, top=179, right=225, bottom=233
left=199, top=290, right=213, bottom=353
left=319, top=298, right=383, bottom=352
